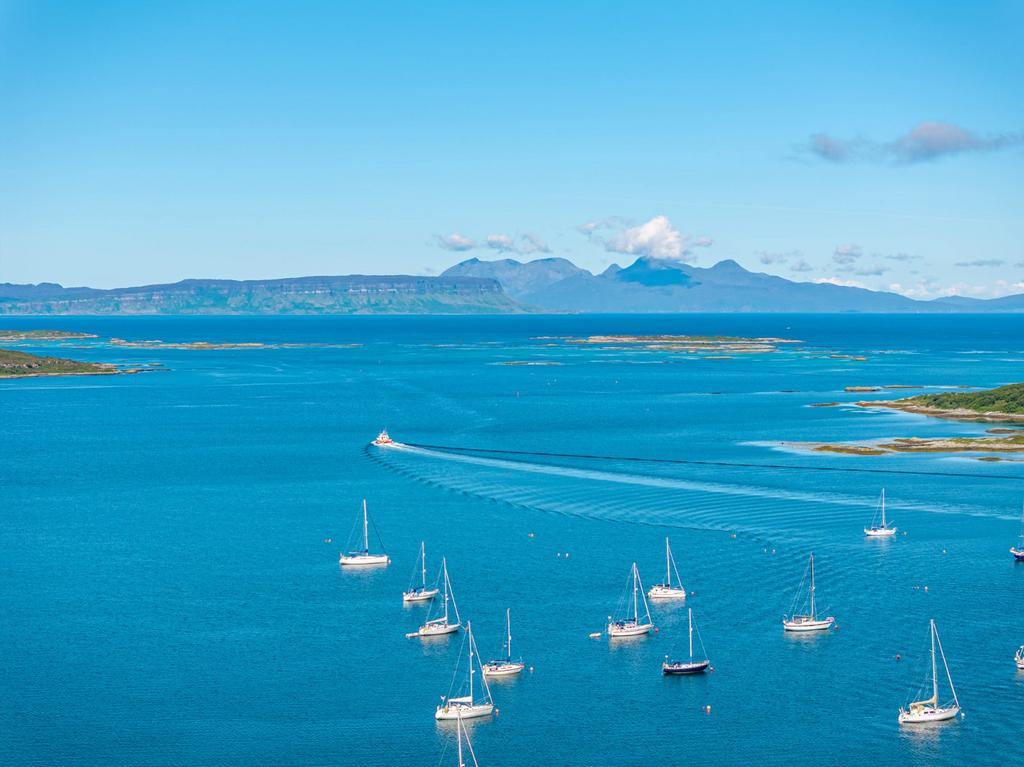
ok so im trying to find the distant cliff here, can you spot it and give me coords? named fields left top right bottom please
left=0, top=275, right=525, bottom=315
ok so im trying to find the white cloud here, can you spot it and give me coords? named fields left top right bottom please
left=692, top=237, right=714, bottom=248
left=518, top=233, right=551, bottom=254
left=813, top=276, right=867, bottom=289
left=603, top=215, right=687, bottom=260
left=832, top=244, right=863, bottom=265
left=435, top=232, right=477, bottom=251
left=485, top=234, right=515, bottom=252
left=790, top=259, right=814, bottom=273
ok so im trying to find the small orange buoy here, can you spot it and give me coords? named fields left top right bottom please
left=654, top=627, right=660, bottom=634
left=495, top=708, right=500, bottom=717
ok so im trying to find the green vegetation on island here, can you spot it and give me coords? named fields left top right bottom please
left=0, top=348, right=121, bottom=378
left=858, top=383, right=1024, bottom=423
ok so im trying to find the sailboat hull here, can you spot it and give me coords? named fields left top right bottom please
left=607, top=621, right=653, bottom=637
left=865, top=527, right=897, bottom=537
left=783, top=616, right=834, bottom=632
left=898, top=705, right=960, bottom=724
left=662, top=660, right=709, bottom=675
left=435, top=702, right=494, bottom=720
left=647, top=585, right=687, bottom=600
left=339, top=553, right=390, bottom=566
left=1011, top=548, right=1024, bottom=561
left=482, top=661, right=525, bottom=677
left=409, top=621, right=461, bottom=638
left=403, top=588, right=439, bottom=603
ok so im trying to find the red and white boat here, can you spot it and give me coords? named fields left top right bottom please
left=372, top=429, right=394, bottom=446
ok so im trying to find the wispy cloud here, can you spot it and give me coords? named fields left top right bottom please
left=884, top=252, right=921, bottom=262
left=437, top=231, right=551, bottom=256
left=757, top=250, right=795, bottom=265
left=790, top=259, right=814, bottom=273
left=692, top=237, right=714, bottom=248
left=435, top=232, right=477, bottom=251
left=954, top=258, right=1006, bottom=267
left=832, top=244, right=863, bottom=266
left=807, top=121, right=1024, bottom=164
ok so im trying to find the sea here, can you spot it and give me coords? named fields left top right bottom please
left=2, top=313, right=1023, bottom=767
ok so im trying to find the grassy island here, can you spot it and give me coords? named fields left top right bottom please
left=858, top=383, right=1024, bottom=423
left=0, top=329, right=97, bottom=341
left=0, top=348, right=123, bottom=378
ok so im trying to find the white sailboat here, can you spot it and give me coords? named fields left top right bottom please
left=451, top=710, right=480, bottom=767
left=783, top=553, right=835, bottom=632
left=899, top=619, right=962, bottom=724
left=608, top=562, right=655, bottom=638
left=662, top=607, right=710, bottom=675
left=338, top=499, right=390, bottom=566
left=1015, top=645, right=1024, bottom=670
left=436, top=621, right=495, bottom=720
left=647, top=537, right=687, bottom=600
left=483, top=608, right=525, bottom=677
left=1010, top=502, right=1024, bottom=561
left=864, top=488, right=897, bottom=537
left=407, top=557, right=461, bottom=638
left=403, top=541, right=440, bottom=602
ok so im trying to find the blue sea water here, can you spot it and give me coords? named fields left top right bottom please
left=2, top=314, right=1023, bottom=766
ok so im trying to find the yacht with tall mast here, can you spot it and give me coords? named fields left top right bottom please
left=483, top=608, right=525, bottom=677
left=1010, top=503, right=1024, bottom=561
left=407, top=557, right=461, bottom=638
left=403, top=541, right=439, bottom=602
left=338, top=499, right=390, bottom=566
left=864, top=488, right=897, bottom=537
left=898, top=619, right=961, bottom=724
left=608, top=562, right=655, bottom=638
left=662, top=607, right=710, bottom=675
left=783, top=553, right=835, bottom=632
left=436, top=622, right=495, bottom=720
left=647, top=537, right=687, bottom=600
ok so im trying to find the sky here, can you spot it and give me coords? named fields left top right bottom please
left=1, top=1, right=1023, bottom=298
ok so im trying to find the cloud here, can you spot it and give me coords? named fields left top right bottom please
left=758, top=251, right=791, bottom=265
left=832, top=244, right=863, bottom=265
left=518, top=232, right=551, bottom=254
left=954, top=259, right=1006, bottom=267
left=435, top=232, right=477, bottom=251
left=603, top=215, right=687, bottom=260
left=437, top=230, right=552, bottom=256
left=884, top=252, right=921, bottom=262
left=692, top=237, right=714, bottom=248
left=813, top=277, right=867, bottom=289
left=578, top=216, right=633, bottom=236
left=790, top=259, right=814, bottom=273
left=844, top=264, right=891, bottom=276
left=807, top=121, right=1024, bottom=164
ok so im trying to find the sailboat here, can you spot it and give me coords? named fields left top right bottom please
left=338, top=499, right=390, bottom=566
left=647, top=537, right=687, bottom=600
left=1015, top=645, right=1024, bottom=670
left=483, top=608, right=525, bottom=677
left=1010, top=503, right=1024, bottom=561
left=451, top=710, right=480, bottom=767
left=407, top=557, right=461, bottom=638
left=662, top=607, right=710, bottom=675
left=436, top=621, right=495, bottom=720
left=864, top=488, right=897, bottom=537
left=608, top=562, right=655, bottom=638
left=783, top=553, right=835, bottom=632
left=899, top=619, right=962, bottom=724
left=403, top=541, right=440, bottom=602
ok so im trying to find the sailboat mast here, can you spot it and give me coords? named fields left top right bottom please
left=688, top=607, right=694, bottom=660
left=632, top=563, right=639, bottom=622
left=665, top=537, right=671, bottom=583
left=442, top=559, right=450, bottom=622
left=930, top=619, right=939, bottom=703
left=506, top=608, right=512, bottom=662
left=881, top=489, right=887, bottom=527
left=457, top=713, right=465, bottom=767
left=420, top=541, right=427, bottom=587
left=362, top=499, right=369, bottom=551
left=809, top=554, right=816, bottom=618
left=467, top=622, right=474, bottom=702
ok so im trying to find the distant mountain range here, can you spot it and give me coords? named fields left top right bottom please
left=442, top=256, right=1024, bottom=313
left=0, top=275, right=520, bottom=315
left=2, top=257, right=1022, bottom=314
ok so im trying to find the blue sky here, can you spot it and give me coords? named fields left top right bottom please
left=2, top=1, right=1022, bottom=297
